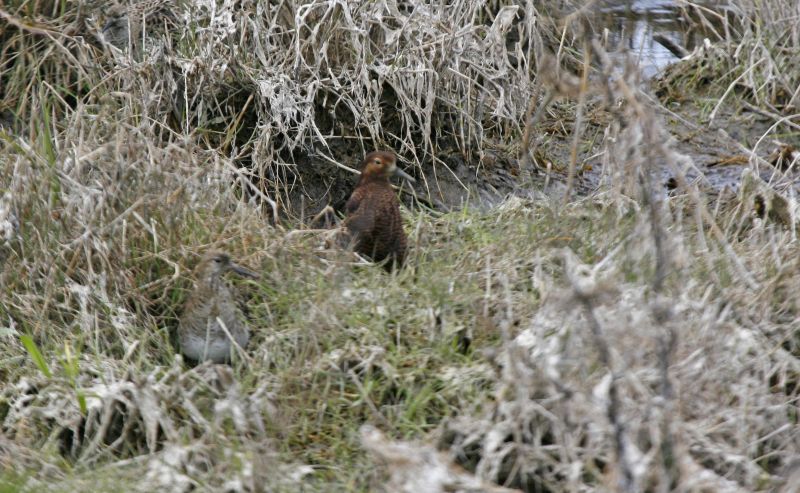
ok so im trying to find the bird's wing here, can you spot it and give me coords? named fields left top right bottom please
left=344, top=190, right=375, bottom=234
left=345, top=190, right=361, bottom=215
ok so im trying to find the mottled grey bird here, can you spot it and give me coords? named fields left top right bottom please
left=102, top=0, right=173, bottom=52
left=178, top=252, right=259, bottom=364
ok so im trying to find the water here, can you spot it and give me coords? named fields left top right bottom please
left=573, top=1, right=800, bottom=196
left=594, top=0, right=720, bottom=78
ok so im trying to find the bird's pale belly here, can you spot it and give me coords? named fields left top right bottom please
left=180, top=319, right=250, bottom=363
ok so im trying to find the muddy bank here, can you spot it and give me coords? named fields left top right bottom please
left=280, top=0, right=797, bottom=219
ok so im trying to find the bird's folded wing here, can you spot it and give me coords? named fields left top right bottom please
left=344, top=194, right=375, bottom=234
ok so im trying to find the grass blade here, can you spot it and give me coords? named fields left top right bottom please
left=20, top=334, right=52, bottom=378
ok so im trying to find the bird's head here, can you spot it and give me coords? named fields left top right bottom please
left=102, top=4, right=130, bottom=47
left=359, top=151, right=415, bottom=184
left=195, top=251, right=260, bottom=283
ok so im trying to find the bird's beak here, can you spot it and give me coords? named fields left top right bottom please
left=230, top=263, right=260, bottom=279
left=393, top=167, right=416, bottom=184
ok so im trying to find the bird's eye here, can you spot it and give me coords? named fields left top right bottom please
left=213, top=257, right=222, bottom=263
left=374, top=159, right=381, bottom=165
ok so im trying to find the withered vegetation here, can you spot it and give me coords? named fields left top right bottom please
left=0, top=0, right=798, bottom=491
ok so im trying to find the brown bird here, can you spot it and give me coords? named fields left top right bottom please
left=178, top=251, right=259, bottom=364
left=343, top=151, right=415, bottom=270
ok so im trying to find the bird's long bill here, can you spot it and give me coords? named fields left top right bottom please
left=394, top=167, right=416, bottom=184
left=230, top=263, right=260, bottom=279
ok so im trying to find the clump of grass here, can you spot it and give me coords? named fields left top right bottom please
left=656, top=0, right=800, bottom=122
left=2, top=0, right=584, bottom=215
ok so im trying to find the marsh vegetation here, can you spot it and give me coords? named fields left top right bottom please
left=0, top=0, right=798, bottom=491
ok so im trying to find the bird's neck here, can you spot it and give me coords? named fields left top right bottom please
left=198, top=273, right=224, bottom=292
left=357, top=174, right=390, bottom=187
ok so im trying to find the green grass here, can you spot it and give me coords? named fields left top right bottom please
left=2, top=131, right=798, bottom=492
left=0, top=188, right=635, bottom=490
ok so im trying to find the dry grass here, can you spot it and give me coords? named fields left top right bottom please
left=1, top=0, right=799, bottom=492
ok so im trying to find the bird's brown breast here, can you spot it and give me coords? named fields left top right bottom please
left=344, top=181, right=407, bottom=269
